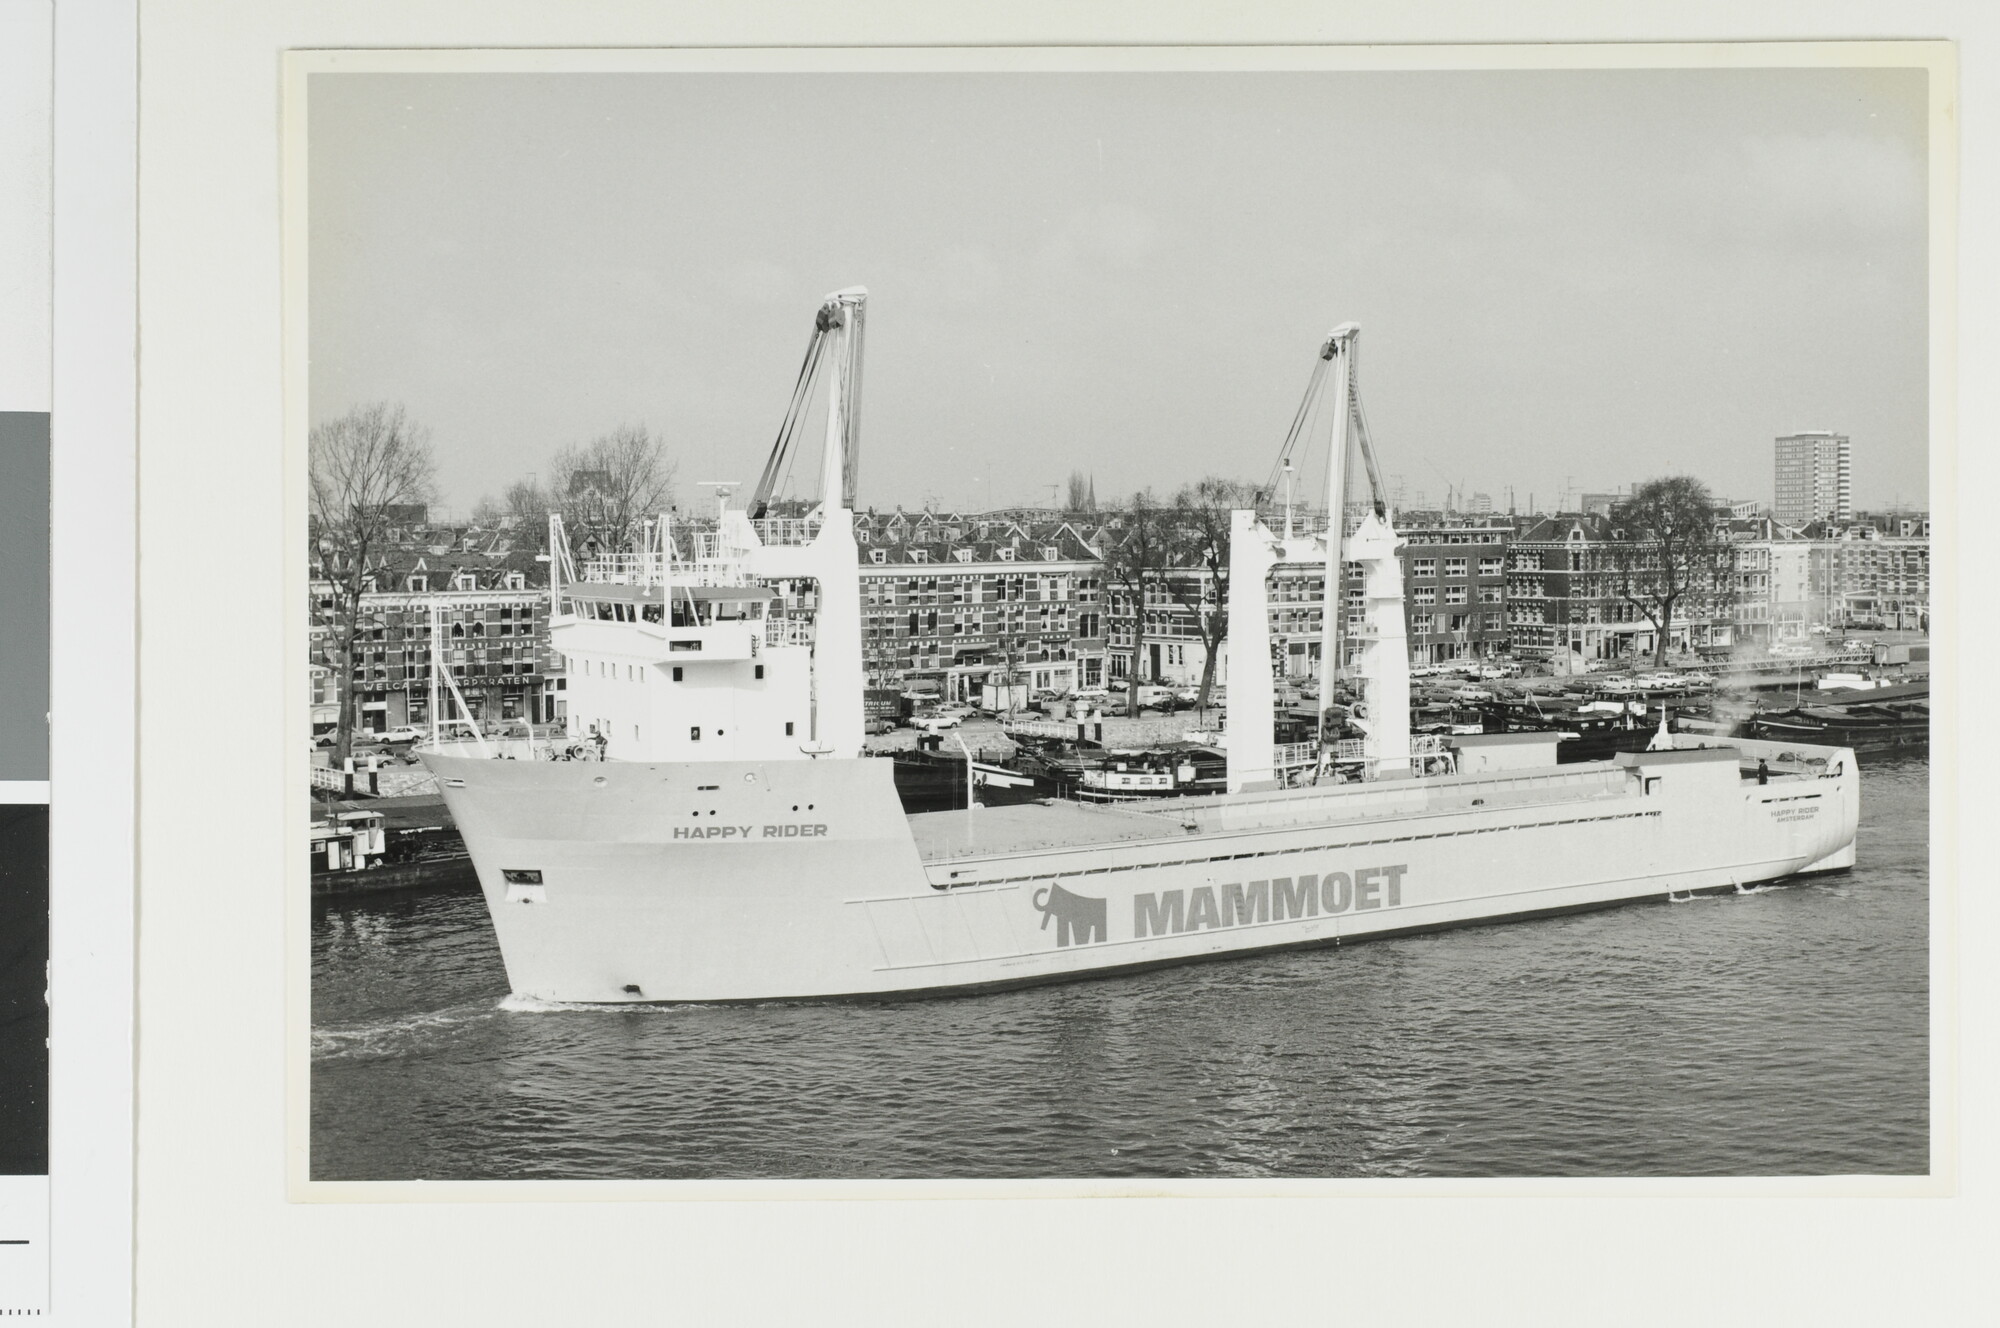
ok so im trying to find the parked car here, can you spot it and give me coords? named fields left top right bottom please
left=376, top=724, right=427, bottom=745
left=912, top=713, right=962, bottom=732
left=936, top=702, right=977, bottom=720
left=1070, top=687, right=1114, bottom=714
left=864, top=717, right=898, bottom=736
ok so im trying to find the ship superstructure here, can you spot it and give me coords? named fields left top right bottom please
left=549, top=286, right=867, bottom=766
left=422, top=289, right=1862, bottom=1003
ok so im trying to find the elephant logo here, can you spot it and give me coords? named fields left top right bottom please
left=1031, top=881, right=1108, bottom=948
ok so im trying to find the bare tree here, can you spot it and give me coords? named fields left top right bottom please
left=309, top=403, right=437, bottom=763
left=1064, top=470, right=1094, bottom=513
left=1607, top=475, right=1732, bottom=666
left=547, top=424, right=677, bottom=553
left=1096, top=489, right=1171, bottom=711
left=1166, top=476, right=1251, bottom=716
left=469, top=493, right=504, bottom=527
left=503, top=476, right=551, bottom=530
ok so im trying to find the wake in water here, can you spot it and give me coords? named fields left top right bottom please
left=496, top=992, right=710, bottom=1014
left=498, top=992, right=612, bottom=1014
left=1667, top=879, right=1802, bottom=904
left=311, top=1005, right=495, bottom=1060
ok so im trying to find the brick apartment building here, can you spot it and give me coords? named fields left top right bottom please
left=1505, top=513, right=1736, bottom=665
left=310, top=519, right=566, bottom=736
left=1728, top=513, right=1930, bottom=641
left=1099, top=511, right=1516, bottom=688
left=853, top=510, right=1109, bottom=699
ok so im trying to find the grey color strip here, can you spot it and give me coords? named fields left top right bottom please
left=0, top=413, right=49, bottom=782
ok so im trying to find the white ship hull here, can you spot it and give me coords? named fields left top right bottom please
left=426, top=735, right=1860, bottom=1003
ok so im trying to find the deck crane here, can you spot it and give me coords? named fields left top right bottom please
left=1228, top=323, right=1414, bottom=790
left=747, top=289, right=868, bottom=520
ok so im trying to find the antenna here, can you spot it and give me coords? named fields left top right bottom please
left=697, top=480, right=739, bottom=522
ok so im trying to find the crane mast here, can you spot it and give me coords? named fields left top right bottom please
left=1229, top=321, right=1412, bottom=790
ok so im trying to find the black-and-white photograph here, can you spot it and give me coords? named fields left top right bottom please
left=301, top=52, right=1934, bottom=1183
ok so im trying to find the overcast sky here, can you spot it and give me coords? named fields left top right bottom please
left=309, top=67, right=1929, bottom=517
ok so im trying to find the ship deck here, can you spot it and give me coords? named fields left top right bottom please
left=905, top=737, right=1841, bottom=869
left=907, top=799, right=1179, bottom=862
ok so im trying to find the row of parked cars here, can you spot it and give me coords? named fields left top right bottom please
left=311, top=724, right=427, bottom=750
left=1410, top=660, right=1523, bottom=680
left=1593, top=671, right=1716, bottom=694
left=889, top=684, right=1227, bottom=733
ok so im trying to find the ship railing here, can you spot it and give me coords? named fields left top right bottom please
left=685, top=531, right=759, bottom=586
left=426, top=733, right=611, bottom=763
left=1272, top=741, right=1319, bottom=770
left=765, top=616, right=816, bottom=647
left=693, top=530, right=762, bottom=564
left=753, top=517, right=821, bottom=547
left=581, top=552, right=672, bottom=586
left=1274, top=733, right=1451, bottom=771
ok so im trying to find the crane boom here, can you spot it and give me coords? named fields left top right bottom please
left=747, top=287, right=868, bottom=520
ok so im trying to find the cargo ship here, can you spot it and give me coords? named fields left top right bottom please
left=421, top=289, right=1860, bottom=1003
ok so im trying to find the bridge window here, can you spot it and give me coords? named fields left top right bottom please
left=689, top=727, right=701, bottom=742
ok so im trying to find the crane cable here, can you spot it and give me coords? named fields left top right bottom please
left=1262, top=348, right=1334, bottom=505
left=1344, top=340, right=1389, bottom=517
left=748, top=325, right=829, bottom=519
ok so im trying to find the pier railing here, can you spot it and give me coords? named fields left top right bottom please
left=1005, top=718, right=1108, bottom=742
